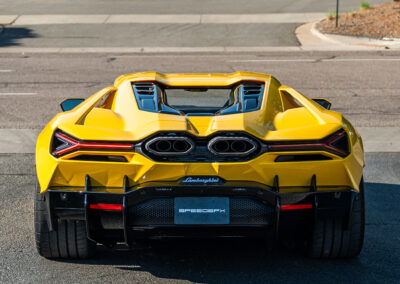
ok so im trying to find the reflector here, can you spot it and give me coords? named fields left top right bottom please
left=281, top=204, right=313, bottom=210
left=89, top=204, right=123, bottom=211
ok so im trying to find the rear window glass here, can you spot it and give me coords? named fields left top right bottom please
left=132, top=82, right=264, bottom=116
left=165, top=88, right=233, bottom=108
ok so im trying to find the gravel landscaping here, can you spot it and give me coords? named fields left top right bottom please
left=317, top=1, right=400, bottom=39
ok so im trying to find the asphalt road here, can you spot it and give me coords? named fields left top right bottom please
left=0, top=23, right=300, bottom=48
left=0, top=50, right=399, bottom=283
left=0, top=0, right=388, bottom=51
left=0, top=152, right=399, bottom=283
left=0, top=51, right=399, bottom=129
left=1, top=1, right=399, bottom=283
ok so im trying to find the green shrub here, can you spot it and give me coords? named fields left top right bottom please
left=360, top=2, right=371, bottom=9
left=327, top=11, right=336, bottom=20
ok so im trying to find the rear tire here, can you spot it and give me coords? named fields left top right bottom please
left=34, top=179, right=96, bottom=259
left=307, top=177, right=365, bottom=258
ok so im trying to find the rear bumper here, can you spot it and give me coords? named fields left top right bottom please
left=37, top=135, right=364, bottom=193
left=45, top=176, right=358, bottom=245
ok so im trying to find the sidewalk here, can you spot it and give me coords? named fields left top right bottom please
left=0, top=13, right=325, bottom=25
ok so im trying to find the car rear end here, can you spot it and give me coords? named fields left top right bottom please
left=35, top=72, right=365, bottom=258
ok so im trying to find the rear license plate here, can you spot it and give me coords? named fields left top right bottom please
left=174, top=197, right=230, bottom=225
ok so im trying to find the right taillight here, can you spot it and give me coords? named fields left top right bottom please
left=268, top=129, right=349, bottom=157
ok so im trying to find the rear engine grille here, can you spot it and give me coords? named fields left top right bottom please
left=133, top=82, right=156, bottom=96
left=128, top=197, right=273, bottom=226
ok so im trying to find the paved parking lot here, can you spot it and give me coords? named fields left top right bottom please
left=0, top=152, right=399, bottom=283
left=0, top=0, right=399, bottom=282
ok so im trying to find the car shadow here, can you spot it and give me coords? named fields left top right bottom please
left=56, top=182, right=400, bottom=283
left=0, top=26, right=37, bottom=47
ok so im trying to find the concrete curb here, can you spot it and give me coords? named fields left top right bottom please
left=309, top=22, right=344, bottom=45
left=296, top=20, right=400, bottom=50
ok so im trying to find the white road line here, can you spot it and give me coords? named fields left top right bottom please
left=108, top=55, right=228, bottom=58
left=358, top=127, right=400, bottom=153
left=322, top=58, right=400, bottom=62
left=0, top=129, right=40, bottom=153
left=229, top=59, right=317, bottom=62
left=0, top=128, right=398, bottom=153
left=109, top=55, right=400, bottom=60
left=0, top=93, right=38, bottom=96
left=227, top=58, right=400, bottom=63
left=0, top=70, right=14, bottom=72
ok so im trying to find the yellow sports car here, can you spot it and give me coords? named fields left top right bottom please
left=35, top=71, right=365, bottom=259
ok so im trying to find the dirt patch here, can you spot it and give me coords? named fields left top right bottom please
left=316, top=2, right=400, bottom=39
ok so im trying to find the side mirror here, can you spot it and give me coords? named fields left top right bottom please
left=60, top=98, right=85, bottom=112
left=312, top=98, right=332, bottom=110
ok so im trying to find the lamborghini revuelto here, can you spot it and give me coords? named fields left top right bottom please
left=35, top=72, right=365, bottom=259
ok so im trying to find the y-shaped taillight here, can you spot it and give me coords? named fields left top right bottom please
left=268, top=130, right=349, bottom=157
left=52, top=131, right=133, bottom=157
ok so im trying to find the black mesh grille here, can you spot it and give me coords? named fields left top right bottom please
left=128, top=197, right=272, bottom=226
left=230, top=198, right=273, bottom=225
left=129, top=198, right=174, bottom=225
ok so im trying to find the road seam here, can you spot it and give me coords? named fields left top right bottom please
left=1, top=45, right=395, bottom=53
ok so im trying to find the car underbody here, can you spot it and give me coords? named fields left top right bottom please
left=44, top=175, right=357, bottom=245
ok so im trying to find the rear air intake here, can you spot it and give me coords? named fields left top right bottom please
left=208, top=136, right=258, bottom=156
left=70, top=155, right=128, bottom=162
left=133, top=82, right=155, bottom=95
left=243, top=84, right=263, bottom=95
left=275, top=154, right=332, bottom=162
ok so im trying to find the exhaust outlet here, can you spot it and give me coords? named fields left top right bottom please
left=231, top=140, right=247, bottom=152
left=145, top=136, right=195, bottom=156
left=173, top=140, right=190, bottom=152
left=213, top=140, right=230, bottom=152
left=155, top=140, right=172, bottom=152
left=208, top=136, right=258, bottom=156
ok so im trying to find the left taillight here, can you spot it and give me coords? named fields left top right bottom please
left=52, top=131, right=133, bottom=157
left=268, top=129, right=350, bottom=157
